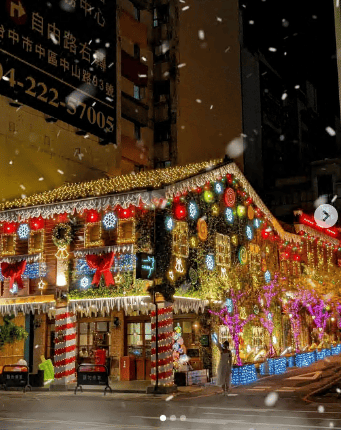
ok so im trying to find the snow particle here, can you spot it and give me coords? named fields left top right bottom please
left=21, top=194, right=26, bottom=199
left=318, top=405, right=325, bottom=413
left=159, top=415, right=167, bottom=422
left=268, top=47, right=277, bottom=52
left=264, top=392, right=279, bottom=407
left=9, top=160, right=13, bottom=165
left=225, top=47, right=231, bottom=53
left=196, top=99, right=202, bottom=103
left=20, top=184, right=25, bottom=190
left=170, top=415, right=176, bottom=421
left=210, top=105, right=213, bottom=110
left=280, top=135, right=285, bottom=141
left=38, top=177, right=44, bottom=181
left=326, top=127, right=336, bottom=136
left=225, top=136, right=245, bottom=159
left=295, top=85, right=300, bottom=89
left=165, top=395, right=174, bottom=401
left=216, top=17, right=222, bottom=22
left=177, top=63, right=186, bottom=68
left=198, top=30, right=205, bottom=40
left=249, top=20, right=254, bottom=25
left=182, top=5, right=190, bottom=11
left=282, top=19, right=289, bottom=27
left=180, top=415, right=186, bottom=421
left=57, top=169, right=64, bottom=175
left=281, top=93, right=288, bottom=100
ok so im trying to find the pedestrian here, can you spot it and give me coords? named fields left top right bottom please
left=216, top=340, right=233, bottom=395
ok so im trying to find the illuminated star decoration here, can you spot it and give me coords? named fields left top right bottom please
left=38, top=279, right=46, bottom=290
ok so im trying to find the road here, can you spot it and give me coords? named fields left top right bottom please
left=0, top=356, right=340, bottom=430
left=0, top=387, right=339, bottom=430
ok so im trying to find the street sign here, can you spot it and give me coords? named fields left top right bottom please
left=136, top=253, right=156, bottom=280
left=0, top=0, right=116, bottom=142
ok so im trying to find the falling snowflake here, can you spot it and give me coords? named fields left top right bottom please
left=57, top=169, right=64, bottom=175
left=210, top=105, right=213, bottom=109
left=268, top=47, right=277, bottom=52
left=159, top=415, right=167, bottom=421
left=281, top=93, right=287, bottom=100
left=295, top=85, right=300, bottom=89
left=38, top=177, right=44, bottom=181
left=198, top=30, right=205, bottom=40
left=326, top=127, right=336, bottom=136
left=196, top=99, right=202, bottom=103
left=265, top=392, right=278, bottom=407
left=178, top=63, right=186, bottom=68
left=182, top=5, right=190, bottom=10
left=249, top=20, right=254, bottom=24
left=216, top=17, right=222, bottom=22
left=225, top=136, right=245, bottom=158
left=318, top=405, right=325, bottom=413
left=20, top=184, right=25, bottom=190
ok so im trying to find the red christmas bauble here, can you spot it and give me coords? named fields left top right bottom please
left=86, top=209, right=100, bottom=223
left=261, top=229, right=270, bottom=239
left=224, top=188, right=236, bottom=207
left=174, top=204, right=187, bottom=220
left=30, top=217, right=44, bottom=230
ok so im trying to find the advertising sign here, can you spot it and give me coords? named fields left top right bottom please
left=0, top=0, right=116, bottom=141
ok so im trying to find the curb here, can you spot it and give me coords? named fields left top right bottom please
left=302, top=370, right=341, bottom=404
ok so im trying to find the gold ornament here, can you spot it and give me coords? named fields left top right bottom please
left=212, top=203, right=219, bottom=216
left=197, top=218, right=208, bottom=241
left=231, top=235, right=238, bottom=246
left=248, top=205, right=254, bottom=220
left=189, top=236, right=198, bottom=248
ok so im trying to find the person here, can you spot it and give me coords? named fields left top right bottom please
left=216, top=340, right=233, bottom=395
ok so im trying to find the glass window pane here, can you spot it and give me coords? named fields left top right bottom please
left=145, top=322, right=151, bottom=341
left=79, top=334, right=88, bottom=345
left=79, top=323, right=88, bottom=334
left=97, top=322, right=108, bottom=332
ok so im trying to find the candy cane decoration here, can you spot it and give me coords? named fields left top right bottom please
left=54, top=307, right=76, bottom=384
left=150, top=304, right=174, bottom=386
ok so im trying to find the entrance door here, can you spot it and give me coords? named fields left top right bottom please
left=126, top=321, right=151, bottom=380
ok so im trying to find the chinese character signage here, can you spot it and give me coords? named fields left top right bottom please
left=136, top=252, right=155, bottom=280
left=0, top=0, right=116, bottom=142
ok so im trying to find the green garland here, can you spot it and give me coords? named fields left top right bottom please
left=0, top=315, right=28, bottom=348
left=52, top=223, right=72, bottom=248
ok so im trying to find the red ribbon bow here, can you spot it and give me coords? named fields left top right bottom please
left=86, top=252, right=115, bottom=286
left=1, top=260, right=27, bottom=290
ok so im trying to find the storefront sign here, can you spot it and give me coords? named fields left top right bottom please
left=74, top=364, right=112, bottom=394
left=136, top=253, right=155, bottom=280
left=2, top=365, right=30, bottom=392
left=0, top=0, right=116, bottom=141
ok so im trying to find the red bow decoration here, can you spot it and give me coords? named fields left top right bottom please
left=1, top=260, right=27, bottom=290
left=86, top=252, right=115, bottom=286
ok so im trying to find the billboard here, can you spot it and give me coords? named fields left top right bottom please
left=0, top=0, right=116, bottom=142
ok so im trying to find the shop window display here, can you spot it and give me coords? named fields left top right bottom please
left=77, top=321, right=110, bottom=365
left=127, top=322, right=151, bottom=357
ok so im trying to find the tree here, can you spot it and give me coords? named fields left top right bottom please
left=283, top=296, right=302, bottom=353
left=258, top=276, right=279, bottom=357
left=298, top=290, right=330, bottom=341
left=209, top=288, right=255, bottom=366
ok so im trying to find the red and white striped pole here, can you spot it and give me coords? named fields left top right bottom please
left=54, top=307, right=77, bottom=384
left=150, top=301, right=174, bottom=390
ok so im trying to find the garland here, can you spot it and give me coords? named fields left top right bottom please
left=52, top=223, right=72, bottom=248
left=0, top=315, right=28, bottom=347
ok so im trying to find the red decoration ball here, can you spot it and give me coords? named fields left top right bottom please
left=261, top=229, right=270, bottom=239
left=30, top=217, right=44, bottom=230
left=3, top=222, right=16, bottom=234
left=173, top=196, right=180, bottom=204
left=245, top=197, right=253, bottom=206
left=120, top=208, right=132, bottom=219
left=226, top=174, right=233, bottom=183
left=293, top=254, right=301, bottom=261
left=174, top=204, right=187, bottom=220
left=86, top=209, right=100, bottom=223
left=224, top=188, right=236, bottom=207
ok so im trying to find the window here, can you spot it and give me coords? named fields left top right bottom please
left=215, top=233, right=231, bottom=277
left=134, top=123, right=141, bottom=140
left=133, top=6, right=140, bottom=21
left=78, top=321, right=111, bottom=362
left=29, top=230, right=44, bottom=254
left=127, top=321, right=151, bottom=357
left=1, top=234, right=16, bottom=255
left=117, top=219, right=136, bottom=244
left=85, top=222, right=103, bottom=247
left=133, top=85, right=140, bottom=100
left=317, top=175, right=333, bottom=198
left=133, top=44, right=140, bottom=60
left=172, top=221, right=189, bottom=258
left=153, top=8, right=158, bottom=27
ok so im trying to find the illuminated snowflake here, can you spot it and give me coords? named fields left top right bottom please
left=188, top=201, right=199, bottom=220
left=264, top=270, right=271, bottom=283
left=17, top=223, right=30, bottom=239
left=246, top=225, right=253, bottom=240
left=214, top=182, right=223, bottom=195
left=165, top=215, right=175, bottom=231
left=225, top=208, right=234, bottom=224
left=80, top=276, right=90, bottom=289
left=254, top=218, right=261, bottom=229
left=102, top=212, right=117, bottom=230
left=205, top=254, right=215, bottom=270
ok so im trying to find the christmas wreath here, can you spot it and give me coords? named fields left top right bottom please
left=52, top=223, right=72, bottom=248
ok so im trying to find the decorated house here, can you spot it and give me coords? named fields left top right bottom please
left=0, top=159, right=340, bottom=387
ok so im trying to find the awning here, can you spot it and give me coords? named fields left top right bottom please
left=0, top=295, right=56, bottom=316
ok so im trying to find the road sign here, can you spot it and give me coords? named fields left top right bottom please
left=6, top=0, right=27, bottom=25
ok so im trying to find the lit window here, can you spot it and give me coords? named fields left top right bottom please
left=172, top=221, right=189, bottom=258
left=215, top=233, right=231, bottom=276
left=133, top=85, right=140, bottom=100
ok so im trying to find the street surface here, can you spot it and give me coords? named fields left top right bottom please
left=0, top=356, right=340, bottom=430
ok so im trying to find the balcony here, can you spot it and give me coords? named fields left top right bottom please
left=121, top=92, right=149, bottom=126
left=121, top=50, right=148, bottom=87
left=120, top=10, right=148, bottom=48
